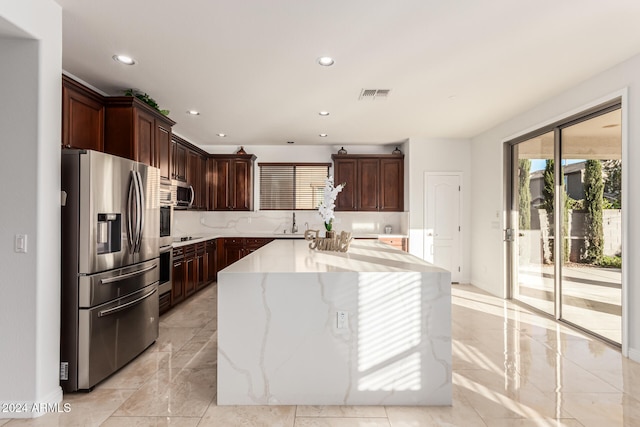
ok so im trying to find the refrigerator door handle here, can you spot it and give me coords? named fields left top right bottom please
left=133, top=171, right=145, bottom=252
left=127, top=171, right=136, bottom=251
left=97, top=287, right=157, bottom=318
left=100, top=263, right=157, bottom=285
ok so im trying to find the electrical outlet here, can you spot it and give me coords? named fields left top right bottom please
left=337, top=311, right=348, bottom=329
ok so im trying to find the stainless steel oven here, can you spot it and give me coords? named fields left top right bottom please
left=159, top=183, right=174, bottom=248
left=158, top=246, right=172, bottom=296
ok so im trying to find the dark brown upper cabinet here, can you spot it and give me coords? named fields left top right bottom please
left=103, top=96, right=175, bottom=181
left=62, top=75, right=105, bottom=151
left=172, top=138, right=187, bottom=182
left=332, top=154, right=404, bottom=212
left=210, top=154, right=256, bottom=211
left=172, top=134, right=209, bottom=210
left=187, top=149, right=208, bottom=210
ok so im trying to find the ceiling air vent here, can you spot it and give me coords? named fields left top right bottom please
left=358, top=89, right=391, bottom=100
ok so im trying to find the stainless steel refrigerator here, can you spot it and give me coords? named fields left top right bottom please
left=60, top=149, right=160, bottom=392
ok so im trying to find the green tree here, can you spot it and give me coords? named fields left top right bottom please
left=542, top=160, right=555, bottom=262
left=518, top=159, right=531, bottom=230
left=584, top=159, right=604, bottom=263
left=542, top=159, right=570, bottom=262
left=542, top=159, right=554, bottom=211
left=602, top=159, right=622, bottom=208
left=562, top=185, right=570, bottom=263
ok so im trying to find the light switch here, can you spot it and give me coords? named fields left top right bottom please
left=15, top=234, right=27, bottom=253
left=337, top=311, right=348, bottom=329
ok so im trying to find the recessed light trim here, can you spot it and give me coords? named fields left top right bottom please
left=287, top=141, right=295, bottom=144
left=186, top=110, right=200, bottom=115
left=319, top=111, right=330, bottom=116
left=112, top=54, right=135, bottom=65
left=318, top=56, right=335, bottom=66
left=217, top=133, right=227, bottom=137
left=319, top=133, right=328, bottom=137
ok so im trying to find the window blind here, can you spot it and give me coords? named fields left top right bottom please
left=259, top=163, right=330, bottom=210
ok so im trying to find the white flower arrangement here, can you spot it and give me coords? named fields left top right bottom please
left=318, top=176, right=344, bottom=231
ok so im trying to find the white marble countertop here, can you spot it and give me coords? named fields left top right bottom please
left=219, top=239, right=446, bottom=274
left=217, top=238, right=452, bottom=405
left=171, top=232, right=408, bottom=248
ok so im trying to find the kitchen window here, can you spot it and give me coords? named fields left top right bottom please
left=259, top=163, right=330, bottom=210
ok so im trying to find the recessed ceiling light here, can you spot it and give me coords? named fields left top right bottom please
left=217, top=133, right=226, bottom=137
left=287, top=141, right=295, bottom=144
left=318, top=56, right=335, bottom=66
left=319, top=134, right=328, bottom=137
left=319, top=111, right=330, bottom=116
left=112, top=54, right=135, bottom=65
left=186, top=110, right=200, bottom=115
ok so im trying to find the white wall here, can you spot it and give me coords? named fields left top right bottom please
left=470, top=52, right=640, bottom=360
left=0, top=0, right=62, bottom=417
left=407, top=138, right=471, bottom=283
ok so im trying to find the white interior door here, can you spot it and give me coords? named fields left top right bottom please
left=425, top=173, right=462, bottom=282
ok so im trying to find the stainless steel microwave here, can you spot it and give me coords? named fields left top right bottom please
left=172, top=180, right=194, bottom=209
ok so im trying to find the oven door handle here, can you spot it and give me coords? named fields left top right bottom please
left=100, top=264, right=157, bottom=285
left=98, top=288, right=157, bottom=318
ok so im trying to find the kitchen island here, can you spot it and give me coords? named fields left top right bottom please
left=217, top=239, right=451, bottom=406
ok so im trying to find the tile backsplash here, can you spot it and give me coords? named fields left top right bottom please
left=173, top=210, right=408, bottom=237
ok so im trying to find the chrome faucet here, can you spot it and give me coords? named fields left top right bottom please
left=292, top=212, right=298, bottom=233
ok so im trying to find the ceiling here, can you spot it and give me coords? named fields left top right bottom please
left=55, top=0, right=640, bottom=150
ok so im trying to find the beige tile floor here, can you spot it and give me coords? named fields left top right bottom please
left=4, top=282, right=640, bottom=426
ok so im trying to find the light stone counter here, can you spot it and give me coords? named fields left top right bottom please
left=217, top=239, right=451, bottom=406
left=171, top=232, right=407, bottom=248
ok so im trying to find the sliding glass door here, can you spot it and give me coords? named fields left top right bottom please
left=511, top=131, right=555, bottom=316
left=508, top=103, right=622, bottom=345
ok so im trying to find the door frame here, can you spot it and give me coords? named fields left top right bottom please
left=424, top=171, right=463, bottom=283
left=504, top=92, right=629, bottom=356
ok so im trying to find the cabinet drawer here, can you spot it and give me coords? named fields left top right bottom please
left=159, top=292, right=171, bottom=315
left=183, top=244, right=196, bottom=257
left=378, top=237, right=408, bottom=252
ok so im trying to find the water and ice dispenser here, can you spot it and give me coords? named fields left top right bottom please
left=97, top=213, right=121, bottom=254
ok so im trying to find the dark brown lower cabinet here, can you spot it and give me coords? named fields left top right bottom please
left=159, top=292, right=172, bottom=315
left=171, top=247, right=186, bottom=306
left=219, top=238, right=244, bottom=270
left=167, top=239, right=217, bottom=314
left=205, top=240, right=217, bottom=283
left=218, top=238, right=274, bottom=270
left=166, top=237, right=272, bottom=314
left=195, top=242, right=207, bottom=291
